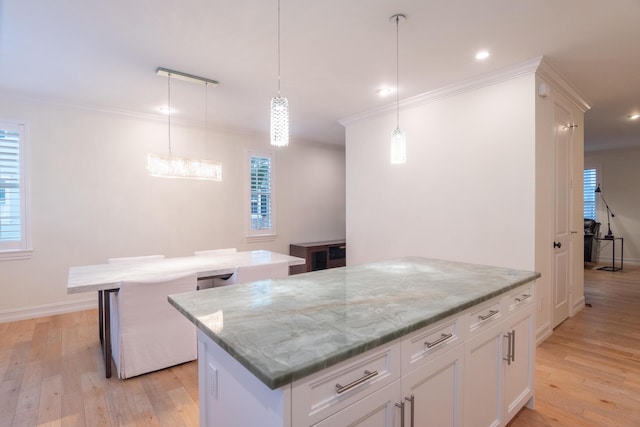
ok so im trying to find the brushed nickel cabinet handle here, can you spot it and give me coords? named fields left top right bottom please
left=503, top=330, right=515, bottom=365
left=335, top=370, right=378, bottom=394
left=503, top=331, right=512, bottom=365
left=395, top=400, right=405, bottom=427
left=425, top=333, right=453, bottom=349
left=478, top=309, right=499, bottom=321
left=511, top=329, right=516, bottom=363
left=405, top=394, right=415, bottom=427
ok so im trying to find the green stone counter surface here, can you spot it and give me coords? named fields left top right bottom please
left=168, top=257, right=540, bottom=390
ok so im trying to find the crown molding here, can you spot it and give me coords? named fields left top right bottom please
left=0, top=91, right=342, bottom=147
left=536, top=58, right=591, bottom=112
left=340, top=57, right=545, bottom=126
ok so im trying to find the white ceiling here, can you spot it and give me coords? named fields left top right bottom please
left=1, top=0, right=639, bottom=150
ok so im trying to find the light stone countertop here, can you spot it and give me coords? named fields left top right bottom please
left=168, top=256, right=540, bottom=390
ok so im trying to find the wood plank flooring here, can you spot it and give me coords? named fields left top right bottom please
left=1, top=265, right=639, bottom=426
left=0, top=309, right=199, bottom=427
left=509, top=265, right=640, bottom=426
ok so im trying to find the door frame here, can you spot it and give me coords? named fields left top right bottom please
left=551, top=99, right=575, bottom=329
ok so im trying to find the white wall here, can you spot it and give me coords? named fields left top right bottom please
left=345, top=60, right=588, bottom=345
left=585, top=146, right=640, bottom=264
left=0, top=97, right=345, bottom=320
left=345, top=74, right=537, bottom=271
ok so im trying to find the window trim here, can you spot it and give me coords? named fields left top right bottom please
left=245, top=149, right=276, bottom=241
left=0, top=119, right=32, bottom=260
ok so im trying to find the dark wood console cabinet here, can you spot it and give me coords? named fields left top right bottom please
left=289, top=240, right=346, bottom=275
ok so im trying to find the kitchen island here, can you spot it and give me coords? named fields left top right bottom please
left=169, top=257, right=540, bottom=426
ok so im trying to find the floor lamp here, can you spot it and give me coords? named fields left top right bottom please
left=595, top=185, right=614, bottom=238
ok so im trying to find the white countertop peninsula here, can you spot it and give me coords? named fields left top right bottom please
left=67, top=250, right=305, bottom=378
left=169, top=257, right=540, bottom=427
left=67, top=249, right=304, bottom=293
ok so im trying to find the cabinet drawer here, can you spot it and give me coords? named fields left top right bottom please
left=402, top=316, right=464, bottom=373
left=503, top=283, right=535, bottom=313
left=467, top=297, right=503, bottom=336
left=311, top=381, right=400, bottom=427
left=292, top=343, right=400, bottom=426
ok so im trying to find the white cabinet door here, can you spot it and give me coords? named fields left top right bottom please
left=464, top=323, right=503, bottom=427
left=503, top=309, right=535, bottom=421
left=313, top=381, right=401, bottom=427
left=402, top=344, right=464, bottom=427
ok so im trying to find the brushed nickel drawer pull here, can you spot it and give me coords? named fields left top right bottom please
left=515, top=294, right=532, bottom=302
left=425, top=333, right=453, bottom=349
left=478, top=309, right=499, bottom=321
left=335, top=370, right=379, bottom=394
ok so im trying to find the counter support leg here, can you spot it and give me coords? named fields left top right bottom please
left=102, top=289, right=118, bottom=378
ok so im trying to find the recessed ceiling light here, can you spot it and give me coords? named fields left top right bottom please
left=159, top=106, right=176, bottom=115
left=377, top=87, right=394, bottom=97
left=475, top=50, right=490, bottom=60
left=628, top=113, right=640, bottom=120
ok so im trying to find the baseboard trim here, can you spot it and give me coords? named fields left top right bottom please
left=571, top=295, right=586, bottom=316
left=0, top=297, right=97, bottom=323
left=536, top=322, right=552, bottom=345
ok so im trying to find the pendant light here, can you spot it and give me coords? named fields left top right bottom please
left=270, top=0, right=289, bottom=147
left=390, top=14, right=406, bottom=164
left=147, top=67, right=222, bottom=181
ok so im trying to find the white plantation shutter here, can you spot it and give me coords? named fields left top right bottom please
left=0, top=121, right=30, bottom=256
left=583, top=168, right=597, bottom=220
left=247, top=151, right=275, bottom=238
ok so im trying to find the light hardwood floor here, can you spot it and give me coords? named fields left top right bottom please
left=1, top=265, right=639, bottom=426
left=509, top=265, right=640, bottom=427
left=0, top=309, right=199, bottom=427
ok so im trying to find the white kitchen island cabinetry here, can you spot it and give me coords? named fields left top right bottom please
left=400, top=342, right=465, bottom=426
left=170, top=257, right=540, bottom=427
left=464, top=282, right=535, bottom=427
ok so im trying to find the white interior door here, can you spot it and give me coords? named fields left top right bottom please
left=552, top=103, right=573, bottom=328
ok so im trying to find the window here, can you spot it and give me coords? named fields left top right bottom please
left=0, top=120, right=31, bottom=258
left=247, top=151, right=275, bottom=238
left=583, top=168, right=597, bottom=220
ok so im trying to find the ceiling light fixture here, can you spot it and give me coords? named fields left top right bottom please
left=475, top=50, right=490, bottom=60
left=377, top=87, right=393, bottom=97
left=628, top=113, right=640, bottom=120
left=390, top=13, right=406, bottom=165
left=270, top=0, right=289, bottom=147
left=147, top=67, right=222, bottom=181
left=159, top=106, right=175, bottom=115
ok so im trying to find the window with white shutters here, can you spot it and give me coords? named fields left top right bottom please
left=247, top=150, right=275, bottom=238
left=583, top=168, right=597, bottom=220
left=0, top=120, right=31, bottom=258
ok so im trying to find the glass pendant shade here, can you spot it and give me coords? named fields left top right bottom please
left=148, top=68, right=222, bottom=182
left=390, top=127, right=406, bottom=164
left=147, top=154, right=222, bottom=181
left=270, top=95, right=289, bottom=147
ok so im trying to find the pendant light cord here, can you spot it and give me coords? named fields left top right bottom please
left=167, top=73, right=173, bottom=157
left=204, top=81, right=208, bottom=159
left=277, top=0, right=281, bottom=96
left=395, top=15, right=400, bottom=128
